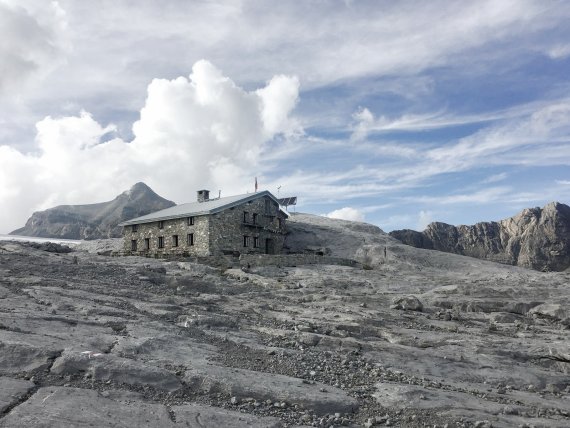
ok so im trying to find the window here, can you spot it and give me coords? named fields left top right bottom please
left=172, top=235, right=178, bottom=247
left=132, top=224, right=138, bottom=232
left=265, top=199, right=271, bottom=214
left=187, top=233, right=194, bottom=246
left=131, top=240, right=137, bottom=251
left=158, top=221, right=164, bottom=229
left=158, top=236, right=164, bottom=249
left=187, top=216, right=194, bottom=226
left=144, top=238, right=150, bottom=250
left=243, top=211, right=249, bottom=223
left=252, top=213, right=258, bottom=225
left=243, top=235, right=250, bottom=247
left=253, top=236, right=259, bottom=248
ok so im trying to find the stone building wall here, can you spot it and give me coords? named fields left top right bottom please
left=122, top=194, right=287, bottom=257
left=122, top=215, right=210, bottom=257
left=209, top=195, right=286, bottom=255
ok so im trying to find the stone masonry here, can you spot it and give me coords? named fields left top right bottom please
left=209, top=196, right=286, bottom=256
left=121, top=191, right=287, bottom=257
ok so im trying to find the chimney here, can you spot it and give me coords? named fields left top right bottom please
left=197, top=189, right=210, bottom=203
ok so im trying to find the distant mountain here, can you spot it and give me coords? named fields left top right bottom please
left=389, top=202, right=570, bottom=271
left=11, top=183, right=175, bottom=240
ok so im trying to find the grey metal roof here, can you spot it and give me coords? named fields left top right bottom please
left=118, top=190, right=288, bottom=226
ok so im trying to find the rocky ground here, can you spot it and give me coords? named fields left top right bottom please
left=0, top=213, right=569, bottom=427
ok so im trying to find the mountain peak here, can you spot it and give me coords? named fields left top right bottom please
left=11, top=183, right=175, bottom=240
left=130, top=182, right=152, bottom=192
left=122, top=182, right=153, bottom=197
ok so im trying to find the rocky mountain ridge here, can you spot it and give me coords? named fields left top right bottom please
left=10, top=182, right=175, bottom=240
left=389, top=201, right=570, bottom=271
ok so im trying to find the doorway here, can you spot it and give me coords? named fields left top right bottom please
left=265, top=238, right=274, bottom=255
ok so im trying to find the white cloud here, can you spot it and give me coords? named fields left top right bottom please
left=0, top=1, right=68, bottom=95
left=547, top=44, right=570, bottom=59
left=417, top=210, right=434, bottom=230
left=0, top=60, right=299, bottom=233
left=409, top=187, right=512, bottom=205
left=325, top=207, right=365, bottom=222
left=482, top=172, right=508, bottom=184
left=425, top=103, right=570, bottom=169
left=350, top=107, right=375, bottom=141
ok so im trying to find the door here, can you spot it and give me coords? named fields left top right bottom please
left=265, top=238, right=274, bottom=255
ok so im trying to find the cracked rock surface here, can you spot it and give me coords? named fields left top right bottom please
left=1, top=213, right=569, bottom=427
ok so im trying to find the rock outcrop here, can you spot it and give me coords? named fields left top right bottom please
left=390, top=202, right=570, bottom=271
left=10, top=182, right=175, bottom=240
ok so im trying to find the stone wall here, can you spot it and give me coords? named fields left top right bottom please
left=239, top=253, right=362, bottom=268
left=208, top=195, right=287, bottom=256
left=122, top=214, right=210, bottom=257
left=122, top=194, right=287, bottom=257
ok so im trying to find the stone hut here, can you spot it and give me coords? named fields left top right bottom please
left=119, top=189, right=288, bottom=257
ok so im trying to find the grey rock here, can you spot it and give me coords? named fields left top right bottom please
left=390, top=202, right=570, bottom=271
left=51, top=349, right=183, bottom=392
left=528, top=303, right=569, bottom=323
left=299, top=333, right=321, bottom=346
left=391, top=295, right=423, bottom=312
left=173, top=403, right=283, bottom=427
left=0, top=343, right=61, bottom=375
left=0, top=387, right=174, bottom=427
left=10, top=182, right=175, bottom=240
left=0, top=377, right=35, bottom=412
left=2, top=213, right=570, bottom=427
left=184, top=364, right=358, bottom=415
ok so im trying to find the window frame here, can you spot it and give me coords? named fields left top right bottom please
left=187, top=216, right=194, bottom=226
left=243, top=211, right=249, bottom=223
left=144, top=238, right=150, bottom=250
left=158, top=220, right=164, bottom=229
left=172, top=235, right=179, bottom=247
left=131, top=239, right=137, bottom=251
left=132, top=224, right=138, bottom=232
left=253, top=236, right=259, bottom=248
left=158, top=236, right=164, bottom=249
left=243, top=235, right=250, bottom=247
left=187, top=233, right=194, bottom=246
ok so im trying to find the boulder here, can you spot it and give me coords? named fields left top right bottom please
left=391, top=295, right=423, bottom=312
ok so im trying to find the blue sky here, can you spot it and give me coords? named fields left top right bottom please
left=1, top=0, right=569, bottom=233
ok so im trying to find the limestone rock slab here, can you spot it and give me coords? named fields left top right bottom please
left=0, top=387, right=174, bottom=427
left=173, top=403, right=283, bottom=427
left=0, top=342, right=61, bottom=375
left=0, top=377, right=35, bottom=412
left=185, top=364, right=358, bottom=416
left=50, top=349, right=182, bottom=392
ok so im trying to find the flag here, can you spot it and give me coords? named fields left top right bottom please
left=255, top=177, right=258, bottom=192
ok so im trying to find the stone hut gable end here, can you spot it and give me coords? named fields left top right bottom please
left=118, top=190, right=287, bottom=257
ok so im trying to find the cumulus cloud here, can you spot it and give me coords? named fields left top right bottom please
left=0, top=1, right=68, bottom=94
left=350, top=107, right=375, bottom=142
left=0, top=60, right=299, bottom=233
left=326, top=207, right=365, bottom=222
